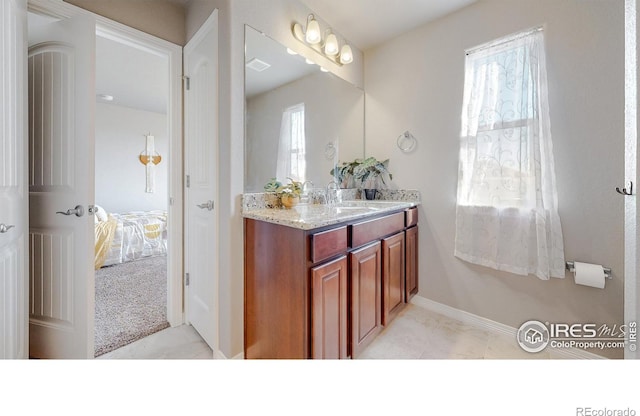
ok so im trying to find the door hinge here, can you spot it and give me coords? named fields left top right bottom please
left=185, top=272, right=190, bottom=286
left=186, top=175, right=190, bottom=188
left=183, top=76, right=190, bottom=91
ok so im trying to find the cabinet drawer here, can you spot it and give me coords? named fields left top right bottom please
left=310, top=226, right=348, bottom=263
left=351, top=212, right=404, bottom=249
left=405, top=207, right=418, bottom=228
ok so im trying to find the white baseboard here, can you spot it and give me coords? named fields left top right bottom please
left=410, top=295, right=606, bottom=359
left=213, top=349, right=245, bottom=359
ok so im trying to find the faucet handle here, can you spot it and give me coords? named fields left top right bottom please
left=326, top=180, right=340, bottom=191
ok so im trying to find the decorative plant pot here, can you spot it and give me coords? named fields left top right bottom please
left=281, top=195, right=300, bottom=209
left=363, top=189, right=377, bottom=200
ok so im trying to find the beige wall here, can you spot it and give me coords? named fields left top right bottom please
left=64, top=0, right=185, bottom=45
left=365, top=0, right=624, bottom=358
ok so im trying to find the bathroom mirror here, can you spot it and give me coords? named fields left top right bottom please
left=244, top=25, right=364, bottom=192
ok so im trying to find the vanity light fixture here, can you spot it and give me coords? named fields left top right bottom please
left=339, top=44, right=353, bottom=64
left=324, top=31, right=339, bottom=56
left=305, top=15, right=321, bottom=44
left=292, top=14, right=353, bottom=66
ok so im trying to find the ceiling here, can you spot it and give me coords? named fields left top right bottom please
left=299, top=0, right=477, bottom=50
left=245, top=27, right=319, bottom=98
left=95, top=36, right=168, bottom=114
left=29, top=1, right=479, bottom=114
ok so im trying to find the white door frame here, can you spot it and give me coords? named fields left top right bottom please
left=27, top=0, right=184, bottom=327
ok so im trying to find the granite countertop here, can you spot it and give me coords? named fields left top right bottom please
left=242, top=200, right=419, bottom=231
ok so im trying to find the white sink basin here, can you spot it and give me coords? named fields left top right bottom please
left=335, top=200, right=402, bottom=208
left=332, top=206, right=380, bottom=214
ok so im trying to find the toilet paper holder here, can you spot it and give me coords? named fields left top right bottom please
left=566, top=261, right=612, bottom=280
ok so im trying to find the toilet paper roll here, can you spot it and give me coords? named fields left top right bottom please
left=573, top=261, right=606, bottom=289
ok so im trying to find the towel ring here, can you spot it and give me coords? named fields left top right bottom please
left=325, top=142, right=336, bottom=159
left=397, top=131, right=417, bottom=153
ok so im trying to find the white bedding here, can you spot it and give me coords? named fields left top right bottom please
left=100, top=210, right=168, bottom=268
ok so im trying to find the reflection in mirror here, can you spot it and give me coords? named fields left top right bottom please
left=244, top=25, right=364, bottom=192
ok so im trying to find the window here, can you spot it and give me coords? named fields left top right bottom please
left=458, top=34, right=537, bottom=208
left=454, top=28, right=565, bottom=280
left=276, top=103, right=306, bottom=183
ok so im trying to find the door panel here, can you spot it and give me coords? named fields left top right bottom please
left=350, top=241, right=382, bottom=358
left=311, top=256, right=348, bottom=359
left=28, top=15, right=95, bottom=358
left=382, top=231, right=405, bottom=325
left=0, top=0, right=28, bottom=359
left=405, top=225, right=419, bottom=301
left=184, top=10, right=218, bottom=350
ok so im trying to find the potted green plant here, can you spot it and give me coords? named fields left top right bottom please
left=330, top=160, right=360, bottom=188
left=331, top=157, right=392, bottom=199
left=264, top=177, right=304, bottom=208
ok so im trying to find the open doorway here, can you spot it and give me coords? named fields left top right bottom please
left=92, top=34, right=171, bottom=357
left=26, top=3, right=186, bottom=358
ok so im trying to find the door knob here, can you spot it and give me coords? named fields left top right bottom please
left=0, top=224, right=15, bottom=233
left=197, top=200, right=214, bottom=211
left=56, top=205, right=85, bottom=217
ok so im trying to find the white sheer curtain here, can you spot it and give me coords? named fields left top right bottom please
left=454, top=28, right=565, bottom=280
left=276, top=103, right=306, bottom=183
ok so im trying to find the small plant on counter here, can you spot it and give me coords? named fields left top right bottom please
left=264, top=177, right=303, bottom=208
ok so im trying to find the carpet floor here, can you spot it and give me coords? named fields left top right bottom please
left=94, top=255, right=170, bottom=357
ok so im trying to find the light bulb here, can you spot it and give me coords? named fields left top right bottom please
left=292, top=23, right=305, bottom=41
left=305, top=17, right=321, bottom=44
left=339, top=44, right=353, bottom=64
left=324, top=33, right=339, bottom=56
left=286, top=48, right=297, bottom=55
left=305, top=58, right=315, bottom=65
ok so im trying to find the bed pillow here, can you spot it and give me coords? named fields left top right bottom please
left=94, top=205, right=108, bottom=222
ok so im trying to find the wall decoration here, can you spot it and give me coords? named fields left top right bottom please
left=139, top=133, right=162, bottom=193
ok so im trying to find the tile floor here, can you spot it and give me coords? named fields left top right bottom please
left=96, top=302, right=561, bottom=359
left=97, top=323, right=214, bottom=359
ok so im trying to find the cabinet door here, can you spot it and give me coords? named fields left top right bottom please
left=382, top=232, right=405, bottom=325
left=405, top=225, right=419, bottom=301
left=350, top=241, right=382, bottom=358
left=311, top=256, right=348, bottom=359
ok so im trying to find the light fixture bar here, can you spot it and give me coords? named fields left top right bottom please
left=291, top=14, right=353, bottom=67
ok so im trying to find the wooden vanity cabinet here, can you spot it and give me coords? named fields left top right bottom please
left=244, top=207, right=419, bottom=359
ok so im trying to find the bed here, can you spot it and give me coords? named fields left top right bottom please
left=94, top=207, right=168, bottom=269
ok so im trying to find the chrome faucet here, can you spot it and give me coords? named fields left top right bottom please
left=300, top=180, right=314, bottom=203
left=326, top=180, right=341, bottom=206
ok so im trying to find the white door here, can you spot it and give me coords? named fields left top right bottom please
left=28, top=16, right=96, bottom=358
left=0, top=0, right=28, bottom=359
left=184, top=10, right=219, bottom=350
